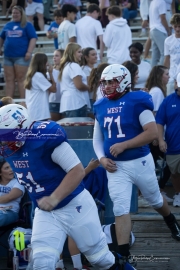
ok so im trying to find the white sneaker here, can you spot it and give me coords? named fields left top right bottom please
left=173, top=193, right=180, bottom=207
left=139, top=31, right=148, bottom=37
left=161, top=191, right=173, bottom=203
left=138, top=196, right=150, bottom=208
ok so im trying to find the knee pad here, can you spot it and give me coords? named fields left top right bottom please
left=33, top=248, right=59, bottom=270
left=152, top=200, right=163, bottom=209
left=113, top=204, right=130, bottom=216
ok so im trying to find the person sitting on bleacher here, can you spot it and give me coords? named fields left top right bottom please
left=0, top=160, right=25, bottom=226
left=118, top=0, right=138, bottom=25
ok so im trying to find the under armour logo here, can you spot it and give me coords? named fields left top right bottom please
left=76, top=206, right=82, bottom=213
left=23, top=152, right=28, bottom=157
left=172, top=105, right=176, bottom=107
left=142, top=160, right=146, bottom=166
left=119, top=102, right=125, bottom=105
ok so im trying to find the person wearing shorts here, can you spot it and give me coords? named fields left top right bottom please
left=0, top=6, right=37, bottom=98
left=156, top=72, right=180, bottom=207
left=26, top=0, right=44, bottom=31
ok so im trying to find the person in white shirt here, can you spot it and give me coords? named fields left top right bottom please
left=58, top=4, right=77, bottom=50
left=75, top=4, right=104, bottom=61
left=149, top=0, right=170, bottom=67
left=58, top=42, right=90, bottom=117
left=129, top=42, right=151, bottom=89
left=88, top=62, right=109, bottom=101
left=49, top=49, right=63, bottom=122
left=103, top=5, right=132, bottom=65
left=164, top=13, right=180, bottom=95
left=146, top=65, right=169, bottom=113
left=25, top=53, right=56, bottom=121
left=0, top=160, right=25, bottom=226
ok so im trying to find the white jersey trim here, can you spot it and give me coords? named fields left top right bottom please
left=139, top=109, right=155, bottom=127
left=51, top=142, right=81, bottom=173
left=93, top=119, right=105, bottom=160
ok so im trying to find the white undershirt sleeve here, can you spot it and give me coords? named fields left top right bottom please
left=93, top=119, right=106, bottom=160
left=139, top=109, right=155, bottom=127
left=51, top=142, right=81, bottom=173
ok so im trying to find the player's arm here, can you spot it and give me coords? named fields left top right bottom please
left=37, top=142, right=85, bottom=211
left=110, top=110, right=158, bottom=157
left=0, top=188, right=23, bottom=203
left=93, top=119, right=117, bottom=172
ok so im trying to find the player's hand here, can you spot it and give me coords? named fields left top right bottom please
left=110, top=142, right=127, bottom=158
left=158, top=140, right=167, bottom=153
left=87, top=158, right=100, bottom=170
left=37, top=196, right=59, bottom=211
left=100, top=157, right=117, bottom=173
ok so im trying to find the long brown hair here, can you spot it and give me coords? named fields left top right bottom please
left=0, top=159, right=6, bottom=181
left=80, top=47, right=95, bottom=66
left=88, top=63, right=109, bottom=100
left=58, top=43, right=81, bottom=81
left=122, top=61, right=138, bottom=90
left=145, top=65, right=168, bottom=97
left=24, top=53, right=48, bottom=90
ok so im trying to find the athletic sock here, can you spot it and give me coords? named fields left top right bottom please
left=118, top=243, right=130, bottom=257
left=56, top=259, right=65, bottom=269
left=71, top=254, right=82, bottom=269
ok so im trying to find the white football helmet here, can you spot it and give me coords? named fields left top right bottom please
left=100, top=64, right=131, bottom=99
left=0, top=104, right=31, bottom=157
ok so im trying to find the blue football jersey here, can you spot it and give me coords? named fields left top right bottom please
left=93, top=91, right=154, bottom=161
left=5, top=121, right=84, bottom=209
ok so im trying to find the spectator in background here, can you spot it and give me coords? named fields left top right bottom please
left=156, top=72, right=180, bottom=207
left=81, top=47, right=97, bottom=79
left=43, top=0, right=53, bottom=22
left=103, top=5, right=132, bottom=65
left=99, top=0, right=110, bottom=27
left=25, top=53, right=56, bottom=121
left=49, top=49, right=63, bottom=122
left=88, top=62, right=109, bottom=101
left=0, top=96, right=14, bottom=107
left=129, top=42, right=151, bottom=90
left=80, top=47, right=97, bottom=117
left=58, top=43, right=90, bottom=117
left=6, top=0, right=27, bottom=17
left=75, top=4, right=104, bottom=62
left=145, top=65, right=173, bottom=204
left=46, top=9, right=63, bottom=50
left=0, top=159, right=25, bottom=226
left=58, top=4, right=77, bottom=51
left=26, top=0, right=44, bottom=31
left=119, top=0, right=138, bottom=24
left=164, top=13, right=180, bottom=95
left=58, top=0, right=82, bottom=20
left=0, top=5, right=37, bottom=99
left=122, top=61, right=139, bottom=90
left=139, top=0, right=150, bottom=37
left=149, top=0, right=170, bottom=67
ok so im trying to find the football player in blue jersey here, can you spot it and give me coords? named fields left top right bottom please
left=0, top=104, right=136, bottom=270
left=93, top=64, right=180, bottom=263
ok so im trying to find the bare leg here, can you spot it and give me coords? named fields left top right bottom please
left=171, top=173, right=180, bottom=193
left=115, top=214, right=131, bottom=245
left=27, top=15, right=34, bottom=25
left=143, top=36, right=151, bottom=59
left=155, top=197, right=170, bottom=216
left=4, top=66, right=16, bottom=97
left=68, top=236, right=80, bottom=256
left=37, top=12, right=44, bottom=31
left=14, top=65, right=28, bottom=98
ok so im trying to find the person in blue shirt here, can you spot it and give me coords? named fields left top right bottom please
left=93, top=64, right=180, bottom=263
left=46, top=9, right=63, bottom=49
left=0, top=104, right=136, bottom=270
left=156, top=72, right=180, bottom=207
left=0, top=5, right=37, bottom=99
